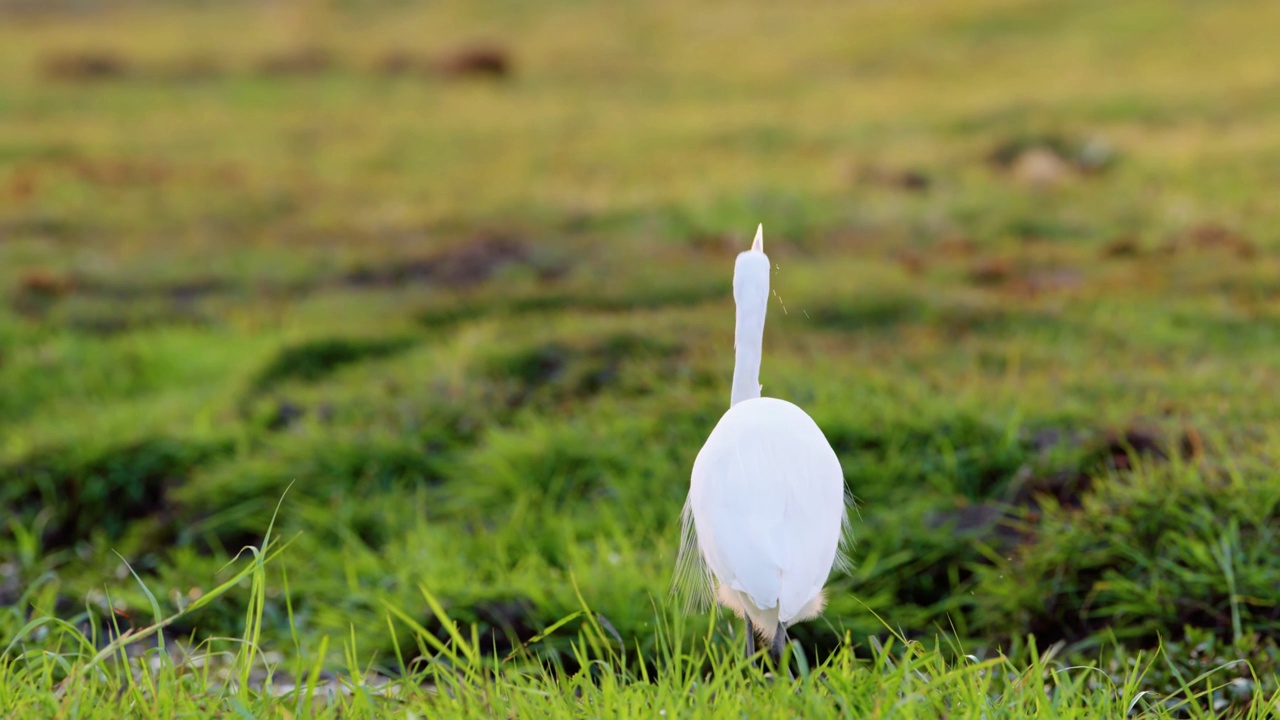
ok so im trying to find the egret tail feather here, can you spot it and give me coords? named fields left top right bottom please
left=832, top=487, right=859, bottom=576
left=672, top=498, right=714, bottom=614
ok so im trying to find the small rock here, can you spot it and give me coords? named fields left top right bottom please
left=1011, top=147, right=1071, bottom=189
left=1074, top=138, right=1117, bottom=174
left=266, top=400, right=306, bottom=431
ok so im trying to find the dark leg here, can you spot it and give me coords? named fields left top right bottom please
left=769, top=622, right=788, bottom=670
left=744, top=616, right=756, bottom=659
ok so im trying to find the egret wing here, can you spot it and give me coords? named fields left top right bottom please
left=771, top=426, right=846, bottom=621
left=688, top=399, right=847, bottom=621
left=690, top=432, right=788, bottom=611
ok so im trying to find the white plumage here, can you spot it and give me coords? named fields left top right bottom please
left=674, top=224, right=850, bottom=656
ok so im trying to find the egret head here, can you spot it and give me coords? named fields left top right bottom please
left=733, top=224, right=771, bottom=311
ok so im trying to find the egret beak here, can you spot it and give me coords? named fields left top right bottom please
left=752, top=224, right=764, bottom=252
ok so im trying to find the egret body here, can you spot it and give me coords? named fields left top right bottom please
left=674, top=224, right=849, bottom=664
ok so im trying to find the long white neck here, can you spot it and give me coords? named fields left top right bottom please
left=730, top=230, right=770, bottom=407
left=730, top=291, right=766, bottom=406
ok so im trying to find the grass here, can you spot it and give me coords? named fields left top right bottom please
left=3, top=0, right=1280, bottom=715
left=3, top=536, right=1277, bottom=718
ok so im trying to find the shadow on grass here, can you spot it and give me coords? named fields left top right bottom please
left=250, top=336, right=419, bottom=392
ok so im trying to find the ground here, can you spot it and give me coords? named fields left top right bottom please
left=1, top=0, right=1279, bottom=717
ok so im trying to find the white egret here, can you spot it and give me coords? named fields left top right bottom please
left=674, top=224, right=850, bottom=665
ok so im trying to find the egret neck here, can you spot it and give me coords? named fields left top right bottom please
left=730, top=225, right=770, bottom=407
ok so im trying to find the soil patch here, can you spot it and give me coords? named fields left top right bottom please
left=1164, top=223, right=1256, bottom=259
left=433, top=43, right=512, bottom=80
left=343, top=234, right=529, bottom=290
left=487, top=333, right=683, bottom=409
left=40, top=50, right=131, bottom=81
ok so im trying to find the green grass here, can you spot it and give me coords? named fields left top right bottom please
left=3, top=0, right=1280, bottom=715
left=3, top=534, right=1277, bottom=718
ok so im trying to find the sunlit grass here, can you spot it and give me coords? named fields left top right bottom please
left=4, top=532, right=1276, bottom=719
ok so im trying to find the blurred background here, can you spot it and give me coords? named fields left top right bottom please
left=2, top=0, right=1279, bottom=694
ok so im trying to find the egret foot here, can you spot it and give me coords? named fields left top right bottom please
left=744, top=617, right=756, bottom=659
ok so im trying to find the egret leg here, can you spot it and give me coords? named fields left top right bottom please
left=769, top=622, right=788, bottom=669
left=743, top=617, right=756, bottom=659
